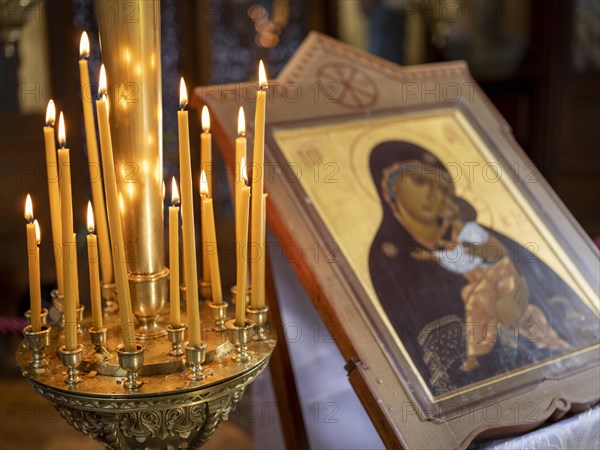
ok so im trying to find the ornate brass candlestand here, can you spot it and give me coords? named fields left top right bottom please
left=17, top=308, right=275, bottom=449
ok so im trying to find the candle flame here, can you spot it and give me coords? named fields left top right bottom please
left=201, top=105, right=210, bottom=132
left=34, top=220, right=41, bottom=245
left=237, top=106, right=245, bottom=136
left=87, top=201, right=95, bottom=233
left=58, top=112, right=66, bottom=147
left=200, top=170, right=208, bottom=196
left=241, top=156, right=248, bottom=184
left=99, top=64, right=107, bottom=97
left=171, top=177, right=180, bottom=204
left=79, top=31, right=90, bottom=58
left=45, top=100, right=55, bottom=126
left=24, top=194, right=33, bottom=222
left=179, top=77, right=188, bottom=109
left=258, top=60, right=268, bottom=88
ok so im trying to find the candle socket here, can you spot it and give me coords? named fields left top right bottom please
left=88, top=326, right=110, bottom=357
left=225, top=319, right=255, bottom=363
left=207, top=301, right=228, bottom=331
left=185, top=342, right=207, bottom=381
left=117, top=343, right=145, bottom=391
left=101, top=283, right=118, bottom=315
left=23, top=324, right=51, bottom=370
left=246, top=305, right=269, bottom=341
left=199, top=280, right=212, bottom=300
left=58, top=344, right=84, bottom=385
left=230, top=285, right=251, bottom=306
left=166, top=324, right=186, bottom=356
left=24, top=308, right=49, bottom=326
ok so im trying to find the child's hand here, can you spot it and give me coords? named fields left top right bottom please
left=411, top=249, right=438, bottom=262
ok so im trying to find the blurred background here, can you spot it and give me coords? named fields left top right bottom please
left=0, top=1, right=598, bottom=448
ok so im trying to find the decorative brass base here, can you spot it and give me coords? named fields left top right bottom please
left=17, top=311, right=275, bottom=450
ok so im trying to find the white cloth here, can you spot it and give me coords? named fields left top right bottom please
left=432, top=221, right=490, bottom=274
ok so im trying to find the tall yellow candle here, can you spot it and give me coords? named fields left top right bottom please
left=200, top=106, right=212, bottom=284
left=24, top=195, right=42, bottom=332
left=235, top=164, right=250, bottom=326
left=79, top=31, right=113, bottom=286
left=87, top=202, right=103, bottom=330
left=250, top=61, right=268, bottom=309
left=73, top=232, right=80, bottom=308
left=235, top=107, right=247, bottom=216
left=178, top=78, right=202, bottom=347
left=42, top=100, right=64, bottom=295
left=96, top=65, right=136, bottom=352
left=200, top=171, right=222, bottom=305
left=200, top=105, right=213, bottom=196
left=57, top=113, right=77, bottom=351
left=169, top=177, right=182, bottom=326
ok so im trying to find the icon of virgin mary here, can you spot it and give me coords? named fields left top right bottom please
left=368, top=141, right=599, bottom=396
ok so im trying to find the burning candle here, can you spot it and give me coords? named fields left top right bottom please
left=96, top=65, right=137, bottom=352
left=24, top=195, right=42, bottom=332
left=200, top=171, right=222, bottom=305
left=57, top=112, right=78, bottom=351
left=250, top=61, right=268, bottom=309
left=42, top=100, right=64, bottom=295
left=169, top=177, right=182, bottom=326
left=235, top=161, right=250, bottom=326
left=178, top=77, right=202, bottom=347
left=87, top=202, right=103, bottom=330
left=200, top=106, right=212, bottom=284
left=79, top=31, right=113, bottom=286
left=235, top=107, right=247, bottom=211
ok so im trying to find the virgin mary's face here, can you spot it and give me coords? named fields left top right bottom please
left=392, top=168, right=452, bottom=225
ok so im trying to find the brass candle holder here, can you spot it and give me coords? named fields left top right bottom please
left=58, top=344, right=83, bottom=385
left=116, top=343, right=145, bottom=390
left=185, top=342, right=207, bottom=381
left=207, top=300, right=228, bottom=331
left=166, top=324, right=187, bottom=356
left=199, top=280, right=212, bottom=300
left=246, top=305, right=269, bottom=341
left=88, top=326, right=110, bottom=357
left=225, top=319, right=255, bottom=363
left=23, top=324, right=51, bottom=370
left=230, top=285, right=251, bottom=306
left=24, top=308, right=48, bottom=326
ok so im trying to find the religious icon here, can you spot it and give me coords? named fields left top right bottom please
left=271, top=109, right=599, bottom=401
left=368, top=141, right=597, bottom=396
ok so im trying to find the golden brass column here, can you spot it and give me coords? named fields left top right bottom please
left=96, top=0, right=168, bottom=337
